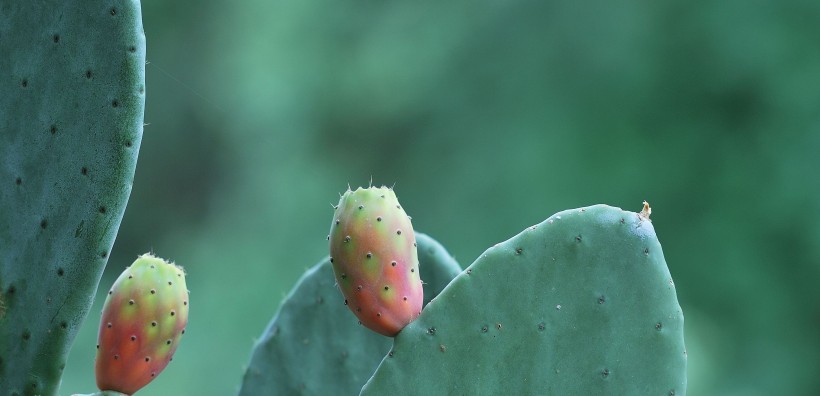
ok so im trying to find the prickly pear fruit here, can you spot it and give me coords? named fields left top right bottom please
left=329, top=186, right=423, bottom=337
left=95, top=254, right=189, bottom=395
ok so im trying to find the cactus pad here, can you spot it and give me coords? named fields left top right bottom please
left=361, top=204, right=687, bottom=395
left=0, top=1, right=146, bottom=394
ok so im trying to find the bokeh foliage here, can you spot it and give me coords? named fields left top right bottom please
left=60, top=0, right=819, bottom=395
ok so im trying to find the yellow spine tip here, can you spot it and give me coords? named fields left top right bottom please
left=640, top=200, right=652, bottom=220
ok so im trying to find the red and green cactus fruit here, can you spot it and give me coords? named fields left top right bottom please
left=95, top=254, right=189, bottom=395
left=329, top=186, right=423, bottom=337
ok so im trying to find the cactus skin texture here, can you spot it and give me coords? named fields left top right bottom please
left=415, top=233, right=461, bottom=307
left=95, top=254, right=188, bottom=395
left=329, top=186, right=423, bottom=337
left=239, top=232, right=460, bottom=396
left=0, top=1, right=145, bottom=395
left=361, top=205, right=687, bottom=395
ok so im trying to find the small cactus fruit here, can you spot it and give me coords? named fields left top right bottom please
left=95, top=254, right=189, bottom=394
left=329, top=186, right=423, bottom=337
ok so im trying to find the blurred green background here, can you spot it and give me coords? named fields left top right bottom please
left=60, top=0, right=820, bottom=395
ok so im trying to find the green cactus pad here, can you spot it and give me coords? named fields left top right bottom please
left=361, top=205, right=687, bottom=395
left=415, top=233, right=461, bottom=307
left=238, top=232, right=461, bottom=396
left=0, top=1, right=146, bottom=395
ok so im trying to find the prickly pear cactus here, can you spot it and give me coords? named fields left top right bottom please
left=329, top=186, right=423, bottom=337
left=238, top=232, right=461, bottom=396
left=95, top=254, right=188, bottom=395
left=361, top=204, right=687, bottom=395
left=0, top=1, right=146, bottom=395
